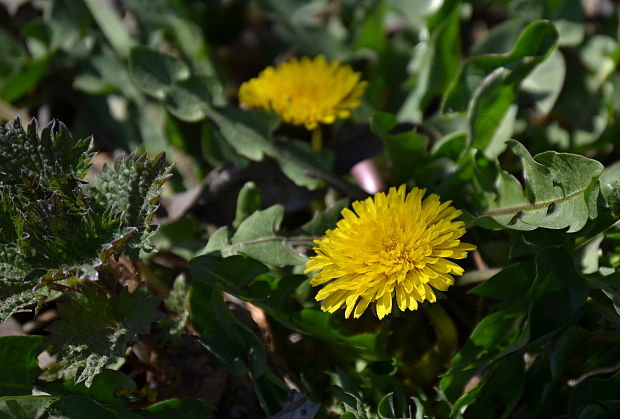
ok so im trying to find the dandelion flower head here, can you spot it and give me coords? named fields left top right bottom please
left=305, top=185, right=476, bottom=319
left=238, top=55, right=367, bottom=130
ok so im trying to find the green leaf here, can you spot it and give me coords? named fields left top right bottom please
left=471, top=262, right=536, bottom=302
left=86, top=152, right=172, bottom=255
left=0, top=336, right=43, bottom=396
left=0, top=395, right=56, bottom=418
left=0, top=242, right=39, bottom=321
left=568, top=371, right=620, bottom=419
left=201, top=226, right=231, bottom=255
left=477, top=141, right=604, bottom=232
left=398, top=0, right=461, bottom=122
left=0, top=117, right=93, bottom=193
left=213, top=107, right=280, bottom=161
left=467, top=68, right=519, bottom=154
left=600, top=161, right=620, bottom=216
left=371, top=112, right=428, bottom=183
left=521, top=48, right=566, bottom=115
left=165, top=76, right=223, bottom=122
left=251, top=0, right=348, bottom=59
left=47, top=395, right=141, bottom=419
left=48, top=370, right=137, bottom=407
left=451, top=355, right=525, bottom=418
left=233, top=182, right=262, bottom=229
left=377, top=392, right=409, bottom=419
left=223, top=206, right=307, bottom=266
left=299, top=199, right=348, bottom=236
left=277, top=140, right=333, bottom=190
left=0, top=56, right=50, bottom=102
left=443, top=248, right=588, bottom=403
left=46, top=287, right=162, bottom=386
left=443, top=20, right=559, bottom=113
left=129, top=47, right=189, bottom=99
left=189, top=254, right=270, bottom=300
left=443, top=20, right=559, bottom=154
left=188, top=281, right=267, bottom=376
left=139, top=398, right=214, bottom=418
left=0, top=278, right=37, bottom=322
left=83, top=0, right=135, bottom=57
left=131, top=52, right=359, bottom=194
left=430, top=132, right=467, bottom=160
left=296, top=309, right=383, bottom=361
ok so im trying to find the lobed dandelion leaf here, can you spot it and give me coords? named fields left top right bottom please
left=477, top=140, right=604, bottom=232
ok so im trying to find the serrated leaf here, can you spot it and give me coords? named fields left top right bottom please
left=47, top=286, right=162, bottom=386
left=0, top=335, right=44, bottom=396
left=224, top=206, right=307, bottom=266
left=0, top=277, right=38, bottom=322
left=0, top=117, right=93, bottom=193
left=86, top=152, right=172, bottom=255
left=477, top=140, right=603, bottom=232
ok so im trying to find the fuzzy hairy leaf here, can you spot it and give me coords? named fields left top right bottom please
left=0, top=117, right=93, bottom=195
left=477, top=141, right=603, bottom=232
left=47, top=286, right=162, bottom=386
left=0, top=244, right=39, bottom=321
left=86, top=152, right=172, bottom=256
left=0, top=117, right=171, bottom=320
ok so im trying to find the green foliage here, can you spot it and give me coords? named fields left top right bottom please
left=0, top=118, right=92, bottom=193
left=0, top=336, right=44, bottom=396
left=47, top=287, right=162, bottom=386
left=1, top=0, right=620, bottom=417
left=0, top=117, right=171, bottom=322
left=476, top=140, right=604, bottom=232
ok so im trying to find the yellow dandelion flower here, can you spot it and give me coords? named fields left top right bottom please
left=238, top=55, right=367, bottom=131
left=305, top=185, right=476, bottom=320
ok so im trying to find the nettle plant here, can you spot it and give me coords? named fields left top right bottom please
left=0, top=117, right=181, bottom=415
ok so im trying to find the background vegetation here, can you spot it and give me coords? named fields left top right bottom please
left=1, top=0, right=620, bottom=418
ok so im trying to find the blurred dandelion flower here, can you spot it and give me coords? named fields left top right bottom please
left=305, top=185, right=476, bottom=319
left=238, top=55, right=366, bottom=131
